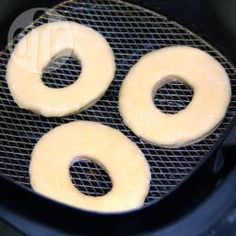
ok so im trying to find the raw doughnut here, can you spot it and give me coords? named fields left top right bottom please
left=6, top=22, right=115, bottom=117
left=119, top=46, right=231, bottom=148
left=30, top=121, right=151, bottom=213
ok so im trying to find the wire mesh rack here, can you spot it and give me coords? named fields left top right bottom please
left=0, top=0, right=235, bottom=206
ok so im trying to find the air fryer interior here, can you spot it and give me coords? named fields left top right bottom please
left=0, top=0, right=235, bottom=210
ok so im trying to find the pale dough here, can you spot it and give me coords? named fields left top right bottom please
left=119, top=46, right=231, bottom=148
left=6, top=22, right=115, bottom=117
left=30, top=121, right=151, bottom=213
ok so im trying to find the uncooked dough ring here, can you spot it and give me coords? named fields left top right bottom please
left=119, top=46, right=231, bottom=148
left=6, top=22, right=115, bottom=117
left=30, top=121, right=151, bottom=213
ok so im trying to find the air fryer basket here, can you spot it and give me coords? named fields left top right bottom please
left=0, top=0, right=235, bottom=208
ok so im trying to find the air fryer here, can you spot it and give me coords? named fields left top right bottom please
left=0, top=0, right=235, bottom=235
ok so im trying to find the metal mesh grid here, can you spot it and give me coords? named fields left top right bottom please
left=70, top=159, right=112, bottom=196
left=154, top=81, right=194, bottom=114
left=42, top=56, right=82, bottom=89
left=0, top=0, right=235, bottom=206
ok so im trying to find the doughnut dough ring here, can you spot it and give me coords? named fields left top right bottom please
left=30, top=121, right=151, bottom=213
left=6, top=22, right=116, bottom=117
left=119, top=46, right=231, bottom=148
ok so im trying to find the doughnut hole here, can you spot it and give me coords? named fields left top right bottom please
left=154, top=76, right=194, bottom=114
left=70, top=158, right=112, bottom=197
left=42, top=53, right=82, bottom=89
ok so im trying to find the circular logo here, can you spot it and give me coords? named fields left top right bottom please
left=8, top=8, right=73, bottom=74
